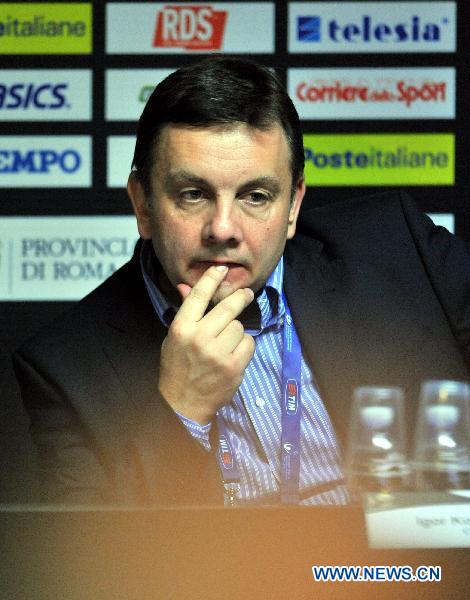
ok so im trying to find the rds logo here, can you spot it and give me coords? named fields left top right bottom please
left=153, top=5, right=227, bottom=50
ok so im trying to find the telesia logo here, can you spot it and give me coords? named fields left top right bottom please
left=298, top=14, right=449, bottom=44
left=153, top=5, right=227, bottom=50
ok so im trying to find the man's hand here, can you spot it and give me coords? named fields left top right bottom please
left=158, top=266, right=256, bottom=425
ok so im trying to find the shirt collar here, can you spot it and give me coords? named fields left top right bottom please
left=139, top=239, right=285, bottom=335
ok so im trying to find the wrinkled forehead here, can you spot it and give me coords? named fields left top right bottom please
left=151, top=121, right=293, bottom=175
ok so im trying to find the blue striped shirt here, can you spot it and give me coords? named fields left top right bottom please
left=140, top=241, right=348, bottom=506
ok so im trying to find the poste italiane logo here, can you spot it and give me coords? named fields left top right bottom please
left=303, top=133, right=454, bottom=186
left=153, top=4, right=227, bottom=51
left=0, top=3, right=92, bottom=54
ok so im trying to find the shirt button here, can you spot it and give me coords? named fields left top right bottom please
left=255, top=397, right=266, bottom=408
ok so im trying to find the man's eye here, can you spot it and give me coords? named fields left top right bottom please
left=180, top=189, right=204, bottom=202
left=242, top=191, right=270, bottom=205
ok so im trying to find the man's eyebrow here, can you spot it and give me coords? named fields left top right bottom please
left=164, top=171, right=281, bottom=195
left=164, top=170, right=210, bottom=189
left=238, top=177, right=281, bottom=195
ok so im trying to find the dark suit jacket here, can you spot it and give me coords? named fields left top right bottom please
left=12, top=192, right=470, bottom=506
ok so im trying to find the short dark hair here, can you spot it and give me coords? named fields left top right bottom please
left=131, top=56, right=304, bottom=197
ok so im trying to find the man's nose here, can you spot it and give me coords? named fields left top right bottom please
left=202, top=200, right=242, bottom=246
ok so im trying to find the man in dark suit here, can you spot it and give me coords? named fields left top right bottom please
left=13, top=57, right=470, bottom=507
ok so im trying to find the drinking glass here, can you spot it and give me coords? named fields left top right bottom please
left=346, top=386, right=410, bottom=498
left=413, top=380, right=470, bottom=491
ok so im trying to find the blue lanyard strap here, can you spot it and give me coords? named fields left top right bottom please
left=216, top=430, right=242, bottom=506
left=280, top=305, right=302, bottom=504
left=216, top=296, right=302, bottom=505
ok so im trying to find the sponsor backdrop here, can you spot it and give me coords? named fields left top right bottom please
left=1, top=0, right=466, bottom=298
left=0, top=1, right=468, bottom=499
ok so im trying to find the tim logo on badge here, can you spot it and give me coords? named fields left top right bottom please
left=298, top=16, right=321, bottom=41
left=153, top=4, right=227, bottom=51
left=285, top=379, right=299, bottom=415
left=219, top=435, right=233, bottom=469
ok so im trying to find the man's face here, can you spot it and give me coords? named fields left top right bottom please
left=128, top=123, right=305, bottom=305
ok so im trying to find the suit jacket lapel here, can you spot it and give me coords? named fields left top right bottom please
left=101, top=257, right=166, bottom=408
left=284, top=235, right=361, bottom=448
left=88, top=254, right=170, bottom=501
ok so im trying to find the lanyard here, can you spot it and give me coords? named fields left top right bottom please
left=216, top=430, right=242, bottom=506
left=216, top=298, right=302, bottom=505
left=280, top=304, right=302, bottom=504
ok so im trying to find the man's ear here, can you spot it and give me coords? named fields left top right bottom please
left=286, top=177, right=305, bottom=240
left=127, top=171, right=152, bottom=240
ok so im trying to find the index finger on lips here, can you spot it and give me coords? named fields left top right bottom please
left=175, top=265, right=228, bottom=323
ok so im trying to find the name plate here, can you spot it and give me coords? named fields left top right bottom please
left=365, top=492, right=470, bottom=548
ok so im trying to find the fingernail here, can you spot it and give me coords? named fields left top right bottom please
left=215, top=265, right=228, bottom=273
left=245, top=288, right=254, bottom=300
